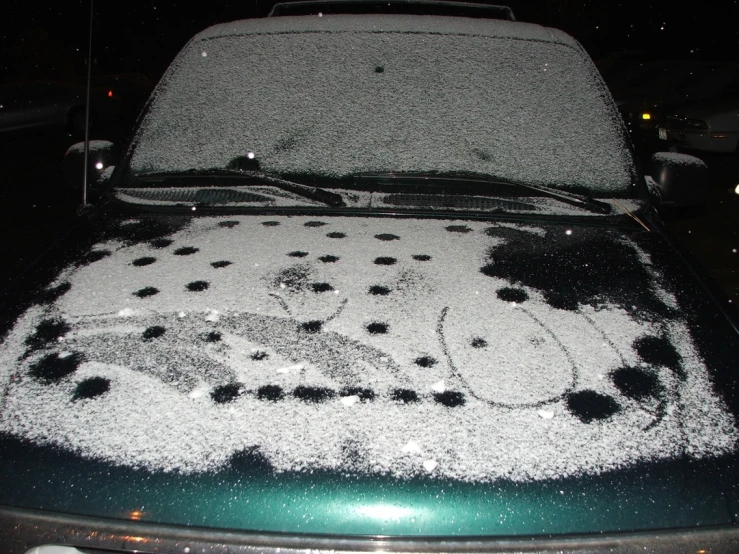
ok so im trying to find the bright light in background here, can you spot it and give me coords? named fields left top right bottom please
left=247, top=151, right=256, bottom=159
left=107, top=90, right=113, bottom=98
left=95, top=162, right=104, bottom=170
left=734, top=184, right=739, bottom=195
left=641, top=113, right=651, bottom=120
left=128, top=510, right=143, bottom=520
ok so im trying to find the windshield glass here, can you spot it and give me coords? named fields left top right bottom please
left=124, top=16, right=635, bottom=195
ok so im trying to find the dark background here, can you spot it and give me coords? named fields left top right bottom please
left=2, top=1, right=738, bottom=84
left=0, top=0, right=737, bottom=301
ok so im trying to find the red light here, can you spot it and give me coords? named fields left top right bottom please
left=107, top=90, right=113, bottom=98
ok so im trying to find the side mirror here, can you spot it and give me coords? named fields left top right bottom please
left=647, top=152, right=708, bottom=210
left=63, top=140, right=119, bottom=193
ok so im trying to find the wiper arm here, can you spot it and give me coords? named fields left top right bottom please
left=354, top=172, right=612, bottom=215
left=134, top=170, right=346, bottom=208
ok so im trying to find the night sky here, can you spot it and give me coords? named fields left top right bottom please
left=2, top=0, right=737, bottom=84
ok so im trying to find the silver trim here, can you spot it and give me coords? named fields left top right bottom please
left=2, top=506, right=739, bottom=554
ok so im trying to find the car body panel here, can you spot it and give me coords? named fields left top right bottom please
left=0, top=210, right=737, bottom=539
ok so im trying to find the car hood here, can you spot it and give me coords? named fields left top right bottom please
left=0, top=212, right=737, bottom=537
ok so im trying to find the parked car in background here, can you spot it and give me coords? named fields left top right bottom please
left=0, top=81, right=89, bottom=134
left=1, top=2, right=737, bottom=552
left=606, top=61, right=739, bottom=155
left=0, top=79, right=124, bottom=138
left=658, top=97, right=739, bottom=154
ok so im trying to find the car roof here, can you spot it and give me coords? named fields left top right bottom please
left=192, top=12, right=577, bottom=49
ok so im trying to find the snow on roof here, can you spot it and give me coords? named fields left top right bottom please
left=194, top=14, right=571, bottom=44
left=0, top=215, right=734, bottom=481
left=126, top=15, right=634, bottom=194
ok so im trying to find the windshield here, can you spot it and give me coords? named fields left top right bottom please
left=124, top=16, right=635, bottom=196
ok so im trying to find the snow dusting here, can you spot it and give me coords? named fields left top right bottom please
left=0, top=215, right=735, bottom=482
left=126, top=15, right=633, bottom=194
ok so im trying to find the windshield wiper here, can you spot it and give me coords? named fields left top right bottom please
left=133, top=170, right=346, bottom=208
left=353, top=172, right=612, bottom=214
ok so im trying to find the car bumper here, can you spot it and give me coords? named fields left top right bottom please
left=2, top=505, right=739, bottom=554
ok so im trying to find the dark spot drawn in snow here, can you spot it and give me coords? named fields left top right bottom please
left=37, top=282, right=72, bottom=305
left=133, top=287, right=159, bottom=298
left=77, top=249, right=111, bottom=267
left=446, top=225, right=472, bottom=233
left=300, top=320, right=323, bottom=333
left=219, top=220, right=240, bottom=228
left=230, top=446, right=274, bottom=473
left=414, top=355, right=437, bottom=367
left=304, top=221, right=327, bottom=227
left=132, top=256, right=156, bottom=267
left=433, top=391, right=466, bottom=407
left=293, top=385, right=335, bottom=403
left=319, top=255, right=339, bottom=263
left=150, top=238, right=173, bottom=249
left=72, top=377, right=110, bottom=401
left=142, top=326, right=166, bottom=340
left=497, top=287, right=529, bottom=303
left=471, top=337, right=488, bottom=348
left=481, top=226, right=674, bottom=315
left=29, top=352, right=84, bottom=384
left=327, top=232, right=346, bottom=239
left=211, top=260, right=232, bottom=268
left=633, top=336, right=683, bottom=377
left=375, top=233, right=399, bottom=241
left=211, top=383, right=242, bottom=403
left=205, top=331, right=222, bottom=342
left=311, top=282, right=333, bottom=293
left=250, top=350, right=268, bottom=361
left=369, top=285, right=391, bottom=296
left=174, top=246, right=199, bottom=256
left=374, top=257, right=397, bottom=265
left=186, top=281, right=209, bottom=292
left=412, top=254, right=431, bottom=261
left=262, top=221, right=280, bottom=227
left=341, top=387, right=375, bottom=402
left=611, top=367, right=662, bottom=401
left=366, top=322, right=388, bottom=335
left=566, top=390, right=620, bottom=423
left=391, top=388, right=418, bottom=403
left=257, top=385, right=284, bottom=401
left=25, top=319, right=70, bottom=353
left=288, top=251, right=309, bottom=258
left=375, top=66, right=384, bottom=73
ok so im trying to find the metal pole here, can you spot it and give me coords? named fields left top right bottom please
left=82, top=0, right=94, bottom=208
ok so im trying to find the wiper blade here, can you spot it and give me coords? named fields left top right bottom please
left=133, top=170, right=346, bottom=208
left=354, top=172, right=612, bottom=215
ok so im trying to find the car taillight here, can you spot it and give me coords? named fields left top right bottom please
left=107, top=90, right=114, bottom=98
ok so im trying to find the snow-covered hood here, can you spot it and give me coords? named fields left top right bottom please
left=1, top=213, right=736, bottom=488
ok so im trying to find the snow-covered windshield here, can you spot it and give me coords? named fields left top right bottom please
left=125, top=16, right=635, bottom=195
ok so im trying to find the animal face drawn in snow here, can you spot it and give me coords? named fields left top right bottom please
left=0, top=216, right=735, bottom=482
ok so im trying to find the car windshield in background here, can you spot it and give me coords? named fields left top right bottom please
left=123, top=16, right=636, bottom=196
